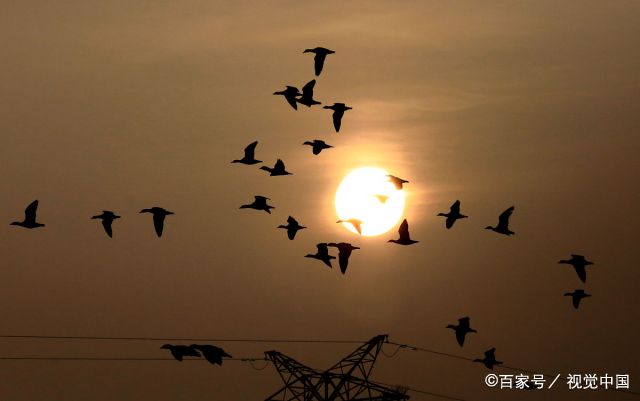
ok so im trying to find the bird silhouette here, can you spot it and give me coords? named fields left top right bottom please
left=260, top=159, right=292, bottom=176
left=161, top=344, right=201, bottom=361
left=278, top=216, right=306, bottom=240
left=10, top=200, right=45, bottom=229
left=305, top=243, right=335, bottom=268
left=91, top=210, right=121, bottom=238
left=323, top=103, right=352, bottom=132
left=190, top=344, right=232, bottom=366
left=328, top=242, right=360, bottom=274
left=485, top=206, right=515, bottom=236
left=273, top=86, right=300, bottom=110
left=303, top=139, right=333, bottom=155
left=231, top=141, right=262, bottom=165
left=446, top=317, right=477, bottom=347
left=437, top=200, right=468, bottom=229
left=386, top=175, right=408, bottom=190
left=564, top=289, right=591, bottom=309
left=303, top=47, right=335, bottom=76
left=240, top=196, right=275, bottom=214
left=473, top=348, right=503, bottom=370
left=296, top=80, right=322, bottom=107
left=374, top=195, right=389, bottom=204
left=336, top=218, right=362, bottom=235
left=140, top=207, right=173, bottom=237
left=558, top=254, right=594, bottom=283
left=388, top=219, right=418, bottom=245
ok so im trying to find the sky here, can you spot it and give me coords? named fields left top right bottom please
left=1, top=1, right=639, bottom=400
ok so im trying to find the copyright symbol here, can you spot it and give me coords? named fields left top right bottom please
left=485, top=374, right=499, bottom=387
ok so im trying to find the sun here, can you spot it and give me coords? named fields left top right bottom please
left=335, top=167, right=405, bottom=236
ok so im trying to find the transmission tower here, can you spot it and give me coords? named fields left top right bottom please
left=264, top=334, right=409, bottom=401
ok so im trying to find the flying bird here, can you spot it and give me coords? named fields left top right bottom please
left=296, top=80, right=322, bottom=107
left=240, top=196, right=275, bottom=214
left=278, top=216, right=306, bottom=240
left=558, top=254, right=594, bottom=283
left=328, top=242, right=360, bottom=274
left=305, top=243, right=335, bottom=268
left=190, top=344, right=232, bottom=366
left=303, top=46, right=335, bottom=76
left=273, top=86, right=300, bottom=110
left=260, top=159, right=292, bottom=176
left=10, top=200, right=45, bottom=229
left=336, top=218, right=362, bottom=235
left=446, top=317, right=477, bottom=347
left=323, top=103, right=352, bottom=133
left=140, top=207, right=174, bottom=237
left=437, top=200, right=468, bottom=229
left=564, top=289, right=591, bottom=309
left=160, top=344, right=201, bottom=361
left=388, top=219, right=418, bottom=245
left=473, top=348, right=503, bottom=370
left=485, top=206, right=515, bottom=236
left=374, top=195, right=389, bottom=204
left=91, top=210, right=121, bottom=238
left=386, top=175, right=408, bottom=190
left=303, top=139, right=333, bottom=155
left=231, top=141, right=262, bottom=165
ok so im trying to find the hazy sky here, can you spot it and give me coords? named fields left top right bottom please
left=1, top=1, right=639, bottom=400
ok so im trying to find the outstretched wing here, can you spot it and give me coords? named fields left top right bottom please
left=275, top=159, right=286, bottom=171
left=285, top=93, right=298, bottom=110
left=332, top=110, right=344, bottom=132
left=287, top=216, right=297, bottom=225
left=398, top=219, right=411, bottom=241
left=101, top=219, right=113, bottom=238
left=455, top=330, right=465, bottom=346
left=24, top=200, right=39, bottom=223
left=451, top=200, right=461, bottom=214
left=153, top=214, right=165, bottom=237
left=244, top=141, right=258, bottom=159
left=497, top=206, right=514, bottom=229
left=314, top=53, right=327, bottom=76
left=574, top=265, right=587, bottom=283
left=445, top=216, right=455, bottom=229
left=301, top=79, right=316, bottom=97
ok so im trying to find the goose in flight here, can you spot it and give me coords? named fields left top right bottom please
left=190, top=344, right=232, bottom=366
left=388, top=219, right=418, bottom=245
left=91, top=210, right=121, bottom=238
left=231, top=141, right=262, bottom=165
left=303, top=139, right=333, bottom=155
left=10, top=200, right=45, bottom=229
left=161, top=344, right=201, bottom=361
left=273, top=86, right=300, bottom=110
left=446, top=317, right=477, bottom=347
left=303, top=47, right=335, bottom=76
left=336, top=218, right=362, bottom=235
left=437, top=200, right=467, bottom=229
left=473, top=348, right=503, bottom=370
left=558, top=254, right=594, bottom=283
left=328, top=242, right=360, bottom=274
left=296, top=79, right=321, bottom=107
left=323, top=103, right=352, bottom=133
left=305, top=243, right=335, bottom=268
left=140, top=207, right=174, bottom=237
left=564, top=289, right=591, bottom=309
left=260, top=159, right=292, bottom=176
left=485, top=206, right=515, bottom=236
left=278, top=216, right=306, bottom=240
left=240, top=196, right=275, bottom=214
left=386, top=175, right=408, bottom=190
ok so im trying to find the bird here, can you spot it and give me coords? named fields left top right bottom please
left=386, top=175, right=408, bottom=190
left=303, top=46, right=335, bottom=76
left=328, top=242, right=360, bottom=274
left=10, top=200, right=45, bottom=229
left=273, top=86, right=300, bottom=110
left=160, top=344, right=201, bottom=361
left=305, top=243, right=335, bottom=268
left=473, top=348, right=503, bottom=370
left=323, top=103, right=352, bottom=133
left=140, top=207, right=174, bottom=237
left=336, top=218, right=362, bottom=235
left=558, top=254, right=594, bottom=283
left=240, top=196, right=275, bottom=214
left=260, top=159, right=292, bottom=176
left=190, top=344, right=232, bottom=366
left=437, top=200, right=468, bottom=229
left=388, top=219, right=418, bottom=245
left=231, top=141, right=262, bottom=165
left=373, top=195, right=389, bottom=204
left=564, top=289, right=591, bottom=309
left=303, top=139, right=333, bottom=155
left=296, top=79, right=322, bottom=107
left=485, top=206, right=515, bottom=236
left=91, top=210, right=121, bottom=238
left=446, top=317, right=477, bottom=347
left=278, top=216, right=306, bottom=240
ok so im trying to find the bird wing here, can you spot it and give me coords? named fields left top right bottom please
left=287, top=228, right=296, bottom=240
left=451, top=200, right=461, bottom=214
left=574, top=265, right=587, bottom=283
left=275, top=159, right=286, bottom=171
left=497, top=206, right=514, bottom=229
left=332, top=109, right=344, bottom=132
left=572, top=295, right=580, bottom=309
left=24, top=200, right=39, bottom=223
left=101, top=219, right=113, bottom=238
left=352, top=220, right=362, bottom=234
left=398, top=219, right=411, bottom=241
left=455, top=330, right=465, bottom=346
left=287, top=216, right=297, bottom=225
left=301, top=79, right=316, bottom=97
left=153, top=213, right=165, bottom=237
left=445, top=216, right=455, bottom=229
left=338, top=252, right=349, bottom=274
left=285, top=93, right=298, bottom=110
left=245, top=141, right=258, bottom=159
left=314, top=53, right=327, bottom=76
left=255, top=196, right=268, bottom=202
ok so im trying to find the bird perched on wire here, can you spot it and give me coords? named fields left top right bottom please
left=260, top=159, right=292, bottom=176
left=305, top=243, right=335, bottom=268
left=485, top=206, right=515, bottom=236
left=388, top=219, right=418, bottom=245
left=473, top=348, right=503, bottom=370
left=273, top=86, right=300, bottom=110
left=240, top=196, right=275, bottom=214
left=278, top=216, right=306, bottom=240
left=140, top=207, right=174, bottom=237
left=437, top=200, right=468, bottom=229
left=446, top=317, right=477, bottom=347
left=328, top=242, right=360, bottom=274
left=91, top=210, right=121, bottom=238
left=558, top=254, right=594, bottom=283
left=303, top=46, right=335, bottom=76
left=564, top=289, right=591, bottom=309
left=323, top=103, right=352, bottom=133
left=161, top=344, right=201, bottom=361
left=190, top=344, right=232, bottom=366
left=303, top=139, right=333, bottom=155
left=296, top=79, right=322, bottom=107
left=10, top=200, right=45, bottom=229
left=231, top=141, right=262, bottom=165
left=386, top=175, right=408, bottom=190
left=336, top=218, right=362, bottom=235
